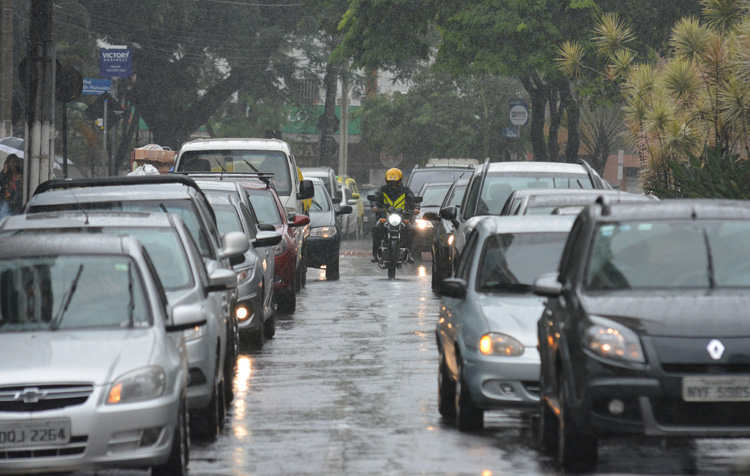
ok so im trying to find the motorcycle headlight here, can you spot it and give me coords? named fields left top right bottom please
left=388, top=214, right=402, bottom=226
left=273, top=237, right=289, bottom=256
left=310, top=226, right=337, bottom=238
left=107, top=367, right=166, bottom=404
left=415, top=218, right=433, bottom=230
left=479, top=333, right=524, bottom=356
left=583, top=316, right=645, bottom=363
left=183, top=324, right=206, bottom=342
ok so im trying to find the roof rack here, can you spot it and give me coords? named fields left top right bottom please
left=174, top=171, right=274, bottom=186
left=34, top=174, right=206, bottom=198
left=595, top=195, right=612, bottom=216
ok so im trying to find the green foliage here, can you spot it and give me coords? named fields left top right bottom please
left=654, top=146, right=750, bottom=198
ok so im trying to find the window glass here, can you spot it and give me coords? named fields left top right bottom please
left=0, top=256, right=150, bottom=332
left=419, top=184, right=451, bottom=207
left=212, top=203, right=244, bottom=235
left=584, top=220, right=750, bottom=290
left=446, top=184, right=467, bottom=208
left=477, top=232, right=568, bottom=293
left=246, top=189, right=283, bottom=225
left=311, top=184, right=331, bottom=212
left=178, top=150, right=292, bottom=195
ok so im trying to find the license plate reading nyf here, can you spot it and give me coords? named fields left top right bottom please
left=682, top=377, right=750, bottom=402
left=0, top=419, right=71, bottom=449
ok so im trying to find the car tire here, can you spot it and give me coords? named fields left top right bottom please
left=263, top=314, right=276, bottom=339
left=438, top=350, right=456, bottom=419
left=191, top=379, right=222, bottom=442
left=152, top=395, right=189, bottom=476
left=248, top=325, right=265, bottom=350
left=455, top=359, right=483, bottom=431
left=276, top=288, right=296, bottom=314
left=326, top=253, right=340, bottom=281
left=537, top=379, right=558, bottom=452
left=557, top=370, right=597, bottom=472
left=431, top=253, right=441, bottom=291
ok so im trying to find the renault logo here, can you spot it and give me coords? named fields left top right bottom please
left=14, top=387, right=45, bottom=404
left=707, top=339, right=726, bottom=360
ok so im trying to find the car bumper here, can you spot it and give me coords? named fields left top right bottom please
left=0, top=386, right=179, bottom=474
left=306, top=236, right=339, bottom=267
left=235, top=295, right=263, bottom=333
left=274, top=250, right=295, bottom=292
left=463, top=348, right=541, bottom=409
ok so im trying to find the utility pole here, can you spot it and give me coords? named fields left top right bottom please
left=0, top=0, right=13, bottom=138
left=338, top=64, right=349, bottom=177
left=24, top=0, right=55, bottom=203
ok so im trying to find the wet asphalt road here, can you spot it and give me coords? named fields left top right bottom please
left=50, top=239, right=750, bottom=475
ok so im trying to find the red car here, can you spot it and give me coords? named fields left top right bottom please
left=241, top=179, right=308, bottom=314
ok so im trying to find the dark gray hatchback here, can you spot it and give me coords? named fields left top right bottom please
left=534, top=198, right=750, bottom=472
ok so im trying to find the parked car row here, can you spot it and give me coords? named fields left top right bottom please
left=430, top=160, right=750, bottom=472
left=0, top=137, right=338, bottom=475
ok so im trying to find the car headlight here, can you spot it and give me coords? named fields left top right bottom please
left=415, top=218, right=434, bottom=230
left=273, top=237, right=289, bottom=256
left=447, top=234, right=455, bottom=246
left=584, top=316, right=645, bottom=363
left=236, top=264, right=254, bottom=283
left=388, top=214, right=402, bottom=226
left=183, top=325, right=206, bottom=342
left=310, top=226, right=337, bottom=238
left=107, top=367, right=166, bottom=404
left=479, top=333, right=524, bottom=356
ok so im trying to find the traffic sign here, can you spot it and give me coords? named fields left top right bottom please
left=82, top=78, right=111, bottom=95
left=503, top=127, right=519, bottom=138
left=510, top=99, right=529, bottom=126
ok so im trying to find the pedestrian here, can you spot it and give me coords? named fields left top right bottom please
left=0, top=154, right=22, bottom=218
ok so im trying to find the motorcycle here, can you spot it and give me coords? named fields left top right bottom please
left=368, top=195, right=422, bottom=280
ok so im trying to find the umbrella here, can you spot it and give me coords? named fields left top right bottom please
left=0, top=137, right=69, bottom=171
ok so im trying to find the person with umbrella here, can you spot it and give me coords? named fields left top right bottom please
left=0, top=154, right=23, bottom=218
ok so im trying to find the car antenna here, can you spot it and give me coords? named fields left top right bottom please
left=68, top=188, right=90, bottom=225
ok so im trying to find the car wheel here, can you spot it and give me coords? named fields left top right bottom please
left=224, top=330, right=237, bottom=405
left=217, top=379, right=227, bottom=432
left=557, top=370, right=597, bottom=471
left=152, top=395, right=189, bottom=476
left=455, top=359, right=483, bottom=431
left=431, top=253, right=441, bottom=291
left=248, top=325, right=265, bottom=350
left=537, top=371, right=558, bottom=452
left=326, top=253, right=340, bottom=281
left=191, top=379, right=221, bottom=442
left=263, top=313, right=276, bottom=339
left=276, top=288, right=296, bottom=314
left=438, top=350, right=456, bottom=419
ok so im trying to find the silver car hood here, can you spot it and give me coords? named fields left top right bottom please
left=478, top=294, right=546, bottom=346
left=0, top=330, right=155, bottom=386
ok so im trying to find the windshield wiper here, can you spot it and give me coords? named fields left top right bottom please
left=703, top=230, right=716, bottom=289
left=50, top=264, right=84, bottom=330
left=242, top=159, right=260, bottom=173
left=481, top=283, right=533, bottom=294
left=127, top=266, right=135, bottom=328
left=311, top=199, right=324, bottom=211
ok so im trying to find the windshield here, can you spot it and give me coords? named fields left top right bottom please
left=419, top=184, right=451, bottom=207
left=477, top=232, right=569, bottom=293
left=585, top=220, right=750, bottom=291
left=246, top=189, right=283, bottom=225
left=0, top=256, right=150, bottom=332
left=27, top=200, right=215, bottom=259
left=446, top=184, right=467, bottom=208
left=311, top=184, right=331, bottom=212
left=408, top=169, right=473, bottom=195
left=178, top=150, right=292, bottom=195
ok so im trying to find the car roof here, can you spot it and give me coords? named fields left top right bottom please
left=475, top=215, right=577, bottom=235
left=300, top=167, right=333, bottom=175
left=0, top=233, right=140, bottom=259
left=593, top=198, right=750, bottom=222
left=0, top=211, right=177, bottom=231
left=178, top=138, right=291, bottom=154
left=28, top=183, right=194, bottom=206
left=193, top=180, right=241, bottom=193
left=483, top=161, right=589, bottom=174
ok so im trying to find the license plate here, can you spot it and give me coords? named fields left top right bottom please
left=682, top=376, right=750, bottom=402
left=0, top=419, right=71, bottom=449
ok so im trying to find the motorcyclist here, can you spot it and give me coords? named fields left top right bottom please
left=370, top=168, right=420, bottom=263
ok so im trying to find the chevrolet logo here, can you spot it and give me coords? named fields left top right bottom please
left=14, top=387, right=45, bottom=404
left=707, top=339, right=726, bottom=360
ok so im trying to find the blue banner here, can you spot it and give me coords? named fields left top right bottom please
left=82, top=78, right=111, bottom=95
left=99, top=47, right=132, bottom=78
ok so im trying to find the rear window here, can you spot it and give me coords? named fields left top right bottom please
left=246, top=189, right=283, bottom=225
left=178, top=150, right=292, bottom=195
left=407, top=169, right=473, bottom=196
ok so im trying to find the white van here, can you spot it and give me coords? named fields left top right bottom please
left=174, top=138, right=314, bottom=215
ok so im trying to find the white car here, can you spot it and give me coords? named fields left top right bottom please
left=0, top=234, right=211, bottom=475
left=436, top=215, right=575, bottom=431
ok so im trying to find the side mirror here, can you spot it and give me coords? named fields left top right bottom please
left=332, top=197, right=342, bottom=205
left=422, top=212, right=439, bottom=221
left=207, top=268, right=238, bottom=292
left=219, top=231, right=249, bottom=261
left=257, top=223, right=276, bottom=232
left=336, top=205, right=353, bottom=215
left=367, top=194, right=376, bottom=202
left=288, top=214, right=310, bottom=227
left=440, top=207, right=457, bottom=221
left=297, top=179, right=314, bottom=200
left=414, top=196, right=423, bottom=204
left=533, top=273, right=563, bottom=297
left=347, top=199, right=359, bottom=206
left=166, top=305, right=207, bottom=333
left=439, top=278, right=467, bottom=299
left=253, top=231, right=283, bottom=248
